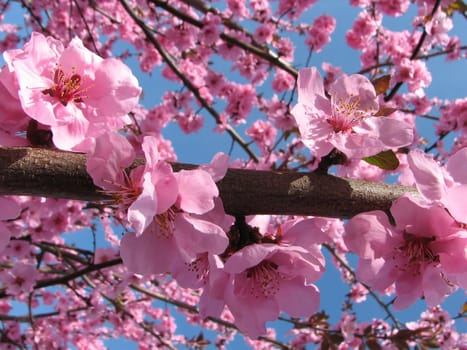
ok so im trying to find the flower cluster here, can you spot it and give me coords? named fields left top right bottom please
left=344, top=148, right=467, bottom=309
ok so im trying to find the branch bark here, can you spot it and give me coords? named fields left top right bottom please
left=0, top=147, right=417, bottom=218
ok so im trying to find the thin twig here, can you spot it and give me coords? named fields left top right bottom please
left=118, top=0, right=260, bottom=162
left=323, top=244, right=403, bottom=329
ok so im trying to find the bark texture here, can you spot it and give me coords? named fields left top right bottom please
left=0, top=147, right=417, bottom=218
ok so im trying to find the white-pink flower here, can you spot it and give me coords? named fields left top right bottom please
left=4, top=32, right=141, bottom=151
left=200, top=218, right=327, bottom=338
left=120, top=154, right=230, bottom=276
left=345, top=195, right=467, bottom=309
left=291, top=67, right=413, bottom=159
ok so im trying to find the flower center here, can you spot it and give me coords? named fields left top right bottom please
left=327, top=93, right=370, bottom=132
left=245, top=260, right=284, bottom=298
left=186, top=253, right=210, bottom=285
left=104, top=171, right=142, bottom=208
left=399, top=232, right=439, bottom=272
left=155, top=208, right=177, bottom=239
left=42, top=66, right=87, bottom=106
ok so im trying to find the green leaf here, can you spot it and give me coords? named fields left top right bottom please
left=362, top=150, right=400, bottom=170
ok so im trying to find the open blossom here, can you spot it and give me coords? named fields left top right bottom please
left=87, top=134, right=178, bottom=236
left=345, top=195, right=467, bottom=309
left=3, top=32, right=141, bottom=151
left=200, top=218, right=326, bottom=338
left=120, top=154, right=229, bottom=276
left=291, top=67, right=413, bottom=159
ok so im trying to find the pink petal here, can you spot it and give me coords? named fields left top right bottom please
left=224, top=244, right=277, bottom=273
left=120, top=224, right=179, bottom=275
left=0, top=197, right=21, bottom=220
left=51, top=108, right=90, bottom=151
left=407, top=149, right=446, bottom=201
left=422, top=265, right=455, bottom=307
left=393, top=272, right=423, bottom=310
left=356, top=257, right=396, bottom=293
left=434, top=234, right=467, bottom=274
left=276, top=279, right=319, bottom=317
left=446, top=147, right=467, bottom=184
left=344, top=211, right=395, bottom=259
left=391, top=196, right=455, bottom=239
left=0, top=222, right=12, bottom=252
left=333, top=132, right=384, bottom=158
left=441, top=185, right=467, bottom=223
left=200, top=152, right=230, bottom=182
left=141, top=135, right=160, bottom=169
left=372, top=118, right=413, bottom=148
left=329, top=73, right=378, bottom=113
left=175, top=169, right=218, bottom=214
left=127, top=172, right=158, bottom=236
left=153, top=162, right=178, bottom=214
left=292, top=103, right=334, bottom=158
left=89, top=58, right=141, bottom=118
left=86, top=133, right=135, bottom=189
left=174, top=214, right=228, bottom=256
left=296, top=67, right=326, bottom=104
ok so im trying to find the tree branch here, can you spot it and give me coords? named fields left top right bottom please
left=0, top=147, right=417, bottom=218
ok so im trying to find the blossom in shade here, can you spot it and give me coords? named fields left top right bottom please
left=0, top=197, right=21, bottom=252
left=291, top=67, right=413, bottom=159
left=344, top=195, right=467, bottom=309
left=4, top=31, right=141, bottom=151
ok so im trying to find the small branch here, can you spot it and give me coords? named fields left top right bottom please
left=384, top=0, right=442, bottom=102
left=34, top=257, right=123, bottom=289
left=323, top=244, right=402, bottom=329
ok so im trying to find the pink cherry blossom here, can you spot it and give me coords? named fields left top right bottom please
left=200, top=218, right=326, bottom=338
left=345, top=195, right=467, bottom=309
left=291, top=67, right=413, bottom=159
left=4, top=31, right=141, bottom=151
left=87, top=134, right=178, bottom=236
left=3, top=263, right=39, bottom=294
left=306, top=14, right=336, bottom=52
left=120, top=156, right=229, bottom=277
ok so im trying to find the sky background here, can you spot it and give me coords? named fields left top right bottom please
left=2, top=0, right=466, bottom=348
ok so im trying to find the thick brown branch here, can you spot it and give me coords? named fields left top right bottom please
left=0, top=147, right=417, bottom=218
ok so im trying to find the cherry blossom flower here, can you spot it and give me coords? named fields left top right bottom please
left=120, top=154, right=230, bottom=276
left=306, top=15, right=336, bottom=52
left=3, top=263, right=39, bottom=294
left=345, top=195, right=467, bottom=309
left=87, top=134, right=178, bottom=236
left=291, top=67, right=413, bottom=159
left=200, top=218, right=326, bottom=338
left=3, top=31, right=141, bottom=151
